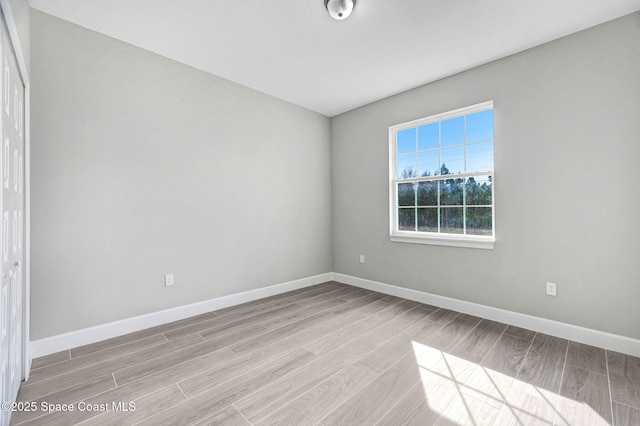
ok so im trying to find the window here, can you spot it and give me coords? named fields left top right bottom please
left=389, top=101, right=494, bottom=249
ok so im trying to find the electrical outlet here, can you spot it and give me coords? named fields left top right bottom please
left=359, top=255, right=365, bottom=264
left=165, top=274, right=174, bottom=287
left=546, top=282, right=556, bottom=296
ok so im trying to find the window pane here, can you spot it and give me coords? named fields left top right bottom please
left=466, top=207, right=492, bottom=235
left=397, top=153, right=417, bottom=179
left=466, top=141, right=493, bottom=172
left=417, top=181, right=437, bottom=206
left=441, top=116, right=464, bottom=147
left=398, top=182, right=415, bottom=206
left=418, top=123, right=438, bottom=150
left=417, top=150, right=438, bottom=177
left=466, top=176, right=492, bottom=206
left=440, top=178, right=463, bottom=206
left=397, top=128, right=416, bottom=154
left=440, top=207, right=463, bottom=234
left=466, top=110, right=493, bottom=143
left=398, top=208, right=416, bottom=231
left=440, top=146, right=464, bottom=175
left=417, top=208, right=438, bottom=232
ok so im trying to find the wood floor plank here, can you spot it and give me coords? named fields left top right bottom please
left=178, top=328, right=325, bottom=398
left=388, top=299, right=423, bottom=312
left=418, top=313, right=483, bottom=353
left=358, top=318, right=442, bottom=374
left=461, top=334, right=531, bottom=409
left=134, top=311, right=219, bottom=338
left=248, top=283, right=340, bottom=308
left=434, top=392, right=500, bottom=426
left=11, top=375, right=116, bottom=424
left=267, top=283, right=345, bottom=307
left=607, top=350, right=640, bottom=410
left=426, top=308, right=460, bottom=325
left=302, top=298, right=419, bottom=342
left=374, top=380, right=442, bottom=426
left=68, top=330, right=164, bottom=359
left=450, top=319, right=507, bottom=362
left=260, top=298, right=347, bottom=331
left=141, top=349, right=316, bottom=426
left=503, top=325, right=536, bottom=341
left=79, top=384, right=187, bottom=426
left=517, top=333, right=568, bottom=391
left=18, top=333, right=204, bottom=402
left=114, top=326, right=264, bottom=386
left=613, top=401, right=640, bottom=426
left=269, top=286, right=345, bottom=310
left=229, top=311, right=333, bottom=356
left=378, top=295, right=406, bottom=305
left=493, top=380, right=560, bottom=426
left=168, top=303, right=301, bottom=341
left=566, top=341, right=607, bottom=374
left=294, top=286, right=363, bottom=307
left=479, top=334, right=531, bottom=377
left=191, top=405, right=251, bottom=426
left=322, top=295, right=408, bottom=334
left=255, top=363, right=378, bottom=426
left=110, top=348, right=237, bottom=399
left=30, top=350, right=70, bottom=371
left=212, top=298, right=278, bottom=317
left=333, top=288, right=372, bottom=301
left=322, top=354, right=424, bottom=425
left=419, top=349, right=480, bottom=387
left=303, top=301, right=398, bottom=356
left=26, top=334, right=169, bottom=384
left=556, top=364, right=612, bottom=425
left=312, top=300, right=399, bottom=337
left=322, top=292, right=390, bottom=317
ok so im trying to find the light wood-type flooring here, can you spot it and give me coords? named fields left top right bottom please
left=11, top=282, right=640, bottom=425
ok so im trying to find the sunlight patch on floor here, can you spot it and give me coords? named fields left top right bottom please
left=410, top=340, right=611, bottom=425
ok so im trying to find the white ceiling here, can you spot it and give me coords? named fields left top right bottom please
left=29, top=0, right=640, bottom=117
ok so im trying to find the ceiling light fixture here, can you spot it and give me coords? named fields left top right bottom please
left=325, top=0, right=356, bottom=20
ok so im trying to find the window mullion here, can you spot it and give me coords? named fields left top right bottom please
left=415, top=130, right=418, bottom=231
left=437, top=121, right=441, bottom=233
left=463, top=116, right=467, bottom=235
left=399, top=170, right=492, bottom=183
left=414, top=183, right=418, bottom=231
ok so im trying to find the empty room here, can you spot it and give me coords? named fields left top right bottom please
left=0, top=0, right=639, bottom=425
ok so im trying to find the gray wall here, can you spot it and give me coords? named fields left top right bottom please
left=30, top=10, right=332, bottom=339
left=331, top=13, right=640, bottom=339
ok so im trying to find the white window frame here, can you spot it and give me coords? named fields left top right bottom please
left=389, top=101, right=495, bottom=249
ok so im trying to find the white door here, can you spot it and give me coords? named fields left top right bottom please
left=0, top=11, right=25, bottom=426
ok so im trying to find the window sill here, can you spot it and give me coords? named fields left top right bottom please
left=389, top=233, right=495, bottom=250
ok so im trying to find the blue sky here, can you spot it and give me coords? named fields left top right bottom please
left=396, top=110, right=494, bottom=178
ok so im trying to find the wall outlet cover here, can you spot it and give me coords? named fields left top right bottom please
left=546, top=282, right=556, bottom=296
left=165, top=274, right=174, bottom=287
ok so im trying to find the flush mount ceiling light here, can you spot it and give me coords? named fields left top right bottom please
left=325, top=0, right=356, bottom=20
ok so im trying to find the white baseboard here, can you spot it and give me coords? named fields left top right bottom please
left=30, top=273, right=333, bottom=358
left=31, top=271, right=640, bottom=360
left=332, top=273, right=640, bottom=358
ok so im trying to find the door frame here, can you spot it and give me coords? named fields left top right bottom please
left=0, top=0, right=30, bottom=380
